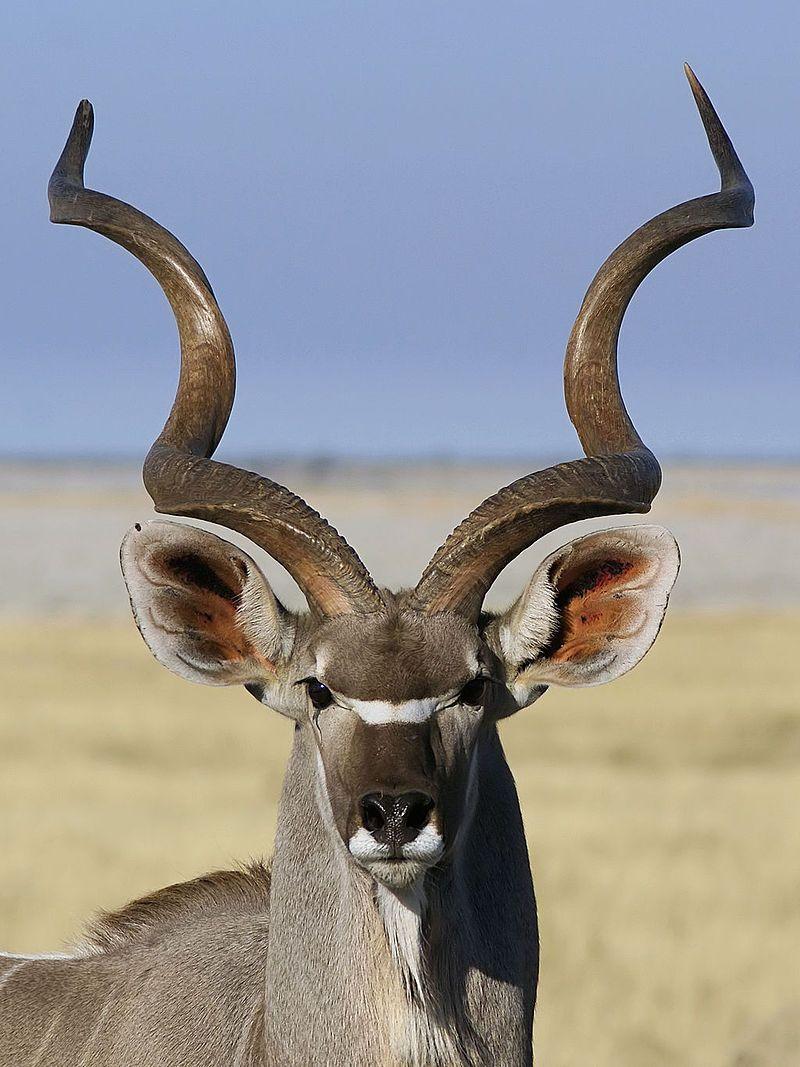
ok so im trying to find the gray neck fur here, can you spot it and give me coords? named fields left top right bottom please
left=263, top=725, right=538, bottom=1066
left=0, top=724, right=537, bottom=1067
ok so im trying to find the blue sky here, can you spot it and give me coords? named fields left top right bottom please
left=2, top=2, right=798, bottom=458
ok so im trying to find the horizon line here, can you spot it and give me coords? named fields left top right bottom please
left=1, top=450, right=799, bottom=468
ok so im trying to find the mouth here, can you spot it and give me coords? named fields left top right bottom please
left=348, top=825, right=445, bottom=888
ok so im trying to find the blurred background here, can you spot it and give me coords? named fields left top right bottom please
left=1, top=3, right=799, bottom=1065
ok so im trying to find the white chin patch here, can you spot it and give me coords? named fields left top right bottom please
left=348, top=826, right=444, bottom=888
left=369, top=860, right=428, bottom=889
left=397, top=823, right=444, bottom=863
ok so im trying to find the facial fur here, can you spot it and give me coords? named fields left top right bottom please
left=122, top=522, right=679, bottom=895
left=288, top=602, right=498, bottom=890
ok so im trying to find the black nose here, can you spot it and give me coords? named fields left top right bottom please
left=360, top=791, right=434, bottom=851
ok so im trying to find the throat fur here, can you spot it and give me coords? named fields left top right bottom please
left=375, top=882, right=472, bottom=1067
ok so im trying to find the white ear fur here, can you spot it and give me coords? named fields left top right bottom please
left=120, top=521, right=287, bottom=687
left=498, top=525, right=679, bottom=705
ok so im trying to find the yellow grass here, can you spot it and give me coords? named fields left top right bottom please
left=1, top=613, right=799, bottom=1066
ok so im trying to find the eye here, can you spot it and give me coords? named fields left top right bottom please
left=306, top=678, right=333, bottom=711
left=459, top=677, right=488, bottom=707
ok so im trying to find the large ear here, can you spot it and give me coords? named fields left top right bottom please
left=120, top=521, right=288, bottom=686
left=489, top=525, right=679, bottom=704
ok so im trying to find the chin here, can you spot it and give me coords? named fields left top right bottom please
left=362, top=859, right=429, bottom=890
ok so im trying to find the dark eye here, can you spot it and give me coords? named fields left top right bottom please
left=306, top=678, right=333, bottom=711
left=460, top=677, right=488, bottom=706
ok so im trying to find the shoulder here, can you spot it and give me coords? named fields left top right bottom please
left=83, top=860, right=272, bottom=954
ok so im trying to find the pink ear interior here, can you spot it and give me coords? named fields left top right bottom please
left=142, top=545, right=275, bottom=674
left=548, top=549, right=658, bottom=664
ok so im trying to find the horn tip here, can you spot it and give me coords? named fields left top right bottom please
left=683, top=63, right=709, bottom=112
left=49, top=99, right=95, bottom=221
left=76, top=100, right=94, bottom=142
left=66, top=98, right=95, bottom=155
left=683, top=62, right=712, bottom=115
left=682, top=62, right=753, bottom=210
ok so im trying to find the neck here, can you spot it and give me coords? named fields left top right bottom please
left=262, top=725, right=538, bottom=1067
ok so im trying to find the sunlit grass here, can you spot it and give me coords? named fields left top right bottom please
left=1, top=613, right=799, bottom=1065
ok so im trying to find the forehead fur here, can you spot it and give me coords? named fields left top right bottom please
left=312, top=600, right=479, bottom=702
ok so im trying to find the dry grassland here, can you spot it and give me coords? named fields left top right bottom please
left=1, top=612, right=798, bottom=1065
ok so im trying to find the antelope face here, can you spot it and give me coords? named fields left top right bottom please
left=298, top=610, right=496, bottom=888
left=121, top=519, right=680, bottom=891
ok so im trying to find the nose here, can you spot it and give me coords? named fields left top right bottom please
left=360, top=791, right=435, bottom=852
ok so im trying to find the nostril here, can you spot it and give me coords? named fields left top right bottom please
left=402, top=792, right=435, bottom=835
left=360, top=791, right=435, bottom=849
left=360, top=794, right=388, bottom=834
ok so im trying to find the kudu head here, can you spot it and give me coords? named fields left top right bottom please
left=49, top=67, right=752, bottom=892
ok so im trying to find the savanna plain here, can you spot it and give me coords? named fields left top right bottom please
left=1, top=459, right=798, bottom=1066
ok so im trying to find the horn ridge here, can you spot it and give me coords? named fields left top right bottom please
left=50, top=100, right=384, bottom=617
left=413, top=68, right=753, bottom=619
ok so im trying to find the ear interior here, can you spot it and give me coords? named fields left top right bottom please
left=498, top=525, right=680, bottom=696
left=121, top=521, right=285, bottom=686
left=547, top=544, right=661, bottom=666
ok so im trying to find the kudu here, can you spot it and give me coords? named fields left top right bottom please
left=0, top=67, right=753, bottom=1066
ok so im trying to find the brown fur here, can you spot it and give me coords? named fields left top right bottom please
left=0, top=866, right=273, bottom=1067
left=314, top=597, right=478, bottom=702
left=84, top=862, right=272, bottom=954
